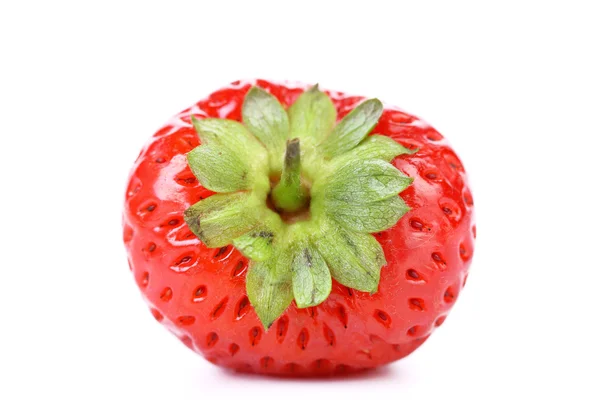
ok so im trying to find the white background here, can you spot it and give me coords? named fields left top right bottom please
left=1, top=1, right=599, bottom=399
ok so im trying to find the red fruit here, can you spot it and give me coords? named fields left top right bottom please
left=122, top=79, right=475, bottom=376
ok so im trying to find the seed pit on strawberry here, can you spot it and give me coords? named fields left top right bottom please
left=443, top=150, right=465, bottom=172
left=210, top=297, right=228, bottom=320
left=237, top=363, right=253, bottom=373
left=173, top=227, right=197, bottom=243
left=192, top=285, right=207, bottom=303
left=432, top=252, right=446, bottom=267
left=439, top=198, right=463, bottom=224
left=249, top=327, right=262, bottom=346
left=150, top=308, right=163, bottom=322
left=126, top=178, right=142, bottom=199
left=230, top=260, right=247, bottom=278
left=335, top=304, right=348, bottom=329
left=304, top=306, right=318, bottom=319
left=444, top=287, right=456, bottom=303
left=459, top=243, right=471, bottom=261
left=180, top=335, right=194, bottom=350
left=276, top=316, right=289, bottom=342
left=334, top=364, right=347, bottom=373
left=407, top=325, right=421, bottom=337
left=159, top=287, right=173, bottom=302
left=406, top=268, right=426, bottom=283
left=170, top=253, right=196, bottom=272
left=123, top=80, right=475, bottom=376
left=229, top=343, right=240, bottom=356
left=235, top=296, right=250, bottom=320
left=213, top=246, right=229, bottom=258
left=463, top=189, right=474, bottom=206
left=323, top=324, right=336, bottom=347
left=409, top=217, right=431, bottom=232
left=178, top=255, right=192, bottom=264
left=435, top=315, right=447, bottom=327
left=123, top=224, right=134, bottom=243
left=260, top=356, right=274, bottom=369
left=425, top=171, right=438, bottom=180
left=140, top=271, right=149, bottom=288
left=310, top=359, right=332, bottom=372
left=409, top=298, right=426, bottom=311
left=138, top=202, right=157, bottom=217
left=174, top=172, right=198, bottom=187
left=206, top=332, right=219, bottom=348
left=284, top=363, right=299, bottom=373
left=426, top=130, right=444, bottom=141
left=176, top=315, right=195, bottom=326
left=374, top=309, right=392, bottom=328
left=423, top=169, right=443, bottom=182
left=414, top=334, right=431, bottom=344
left=297, top=328, right=309, bottom=350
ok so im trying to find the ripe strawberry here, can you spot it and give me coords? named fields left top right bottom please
left=122, top=79, right=475, bottom=376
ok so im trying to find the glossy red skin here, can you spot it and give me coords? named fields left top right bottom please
left=123, top=79, right=475, bottom=376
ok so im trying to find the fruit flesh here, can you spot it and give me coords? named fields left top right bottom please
left=123, top=79, right=475, bottom=376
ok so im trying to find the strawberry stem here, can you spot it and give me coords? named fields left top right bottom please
left=271, top=138, right=308, bottom=212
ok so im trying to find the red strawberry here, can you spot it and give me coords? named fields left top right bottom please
left=122, top=79, right=475, bottom=376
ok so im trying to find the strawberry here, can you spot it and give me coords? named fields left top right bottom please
left=122, top=79, right=475, bottom=376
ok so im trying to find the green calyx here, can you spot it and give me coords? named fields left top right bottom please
left=184, top=85, right=415, bottom=328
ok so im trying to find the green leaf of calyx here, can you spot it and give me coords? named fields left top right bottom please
left=325, top=159, right=413, bottom=204
left=313, top=224, right=385, bottom=293
left=191, top=117, right=268, bottom=170
left=183, top=192, right=259, bottom=248
left=232, top=212, right=284, bottom=261
left=321, top=99, right=383, bottom=158
left=242, top=87, right=289, bottom=172
left=187, top=144, right=252, bottom=192
left=291, top=244, right=332, bottom=308
left=332, top=134, right=416, bottom=164
left=329, top=195, right=410, bottom=233
left=246, top=254, right=293, bottom=329
left=288, top=85, right=336, bottom=143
